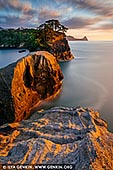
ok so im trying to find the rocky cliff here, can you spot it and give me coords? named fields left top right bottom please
left=38, top=32, right=74, bottom=61
left=0, top=51, right=63, bottom=125
left=0, top=106, right=113, bottom=169
left=49, top=33, right=74, bottom=61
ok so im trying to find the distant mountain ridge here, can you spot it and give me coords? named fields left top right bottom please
left=67, top=35, right=88, bottom=41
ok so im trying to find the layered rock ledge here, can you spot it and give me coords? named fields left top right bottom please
left=0, top=106, right=113, bottom=169
left=0, top=51, right=63, bottom=125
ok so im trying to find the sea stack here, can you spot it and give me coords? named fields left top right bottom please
left=0, top=51, right=63, bottom=125
left=36, top=20, right=74, bottom=61
left=38, top=32, right=74, bottom=61
left=48, top=32, right=74, bottom=61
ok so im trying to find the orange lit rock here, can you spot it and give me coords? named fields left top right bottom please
left=38, top=32, right=74, bottom=61
left=0, top=51, right=63, bottom=125
left=49, top=34, right=74, bottom=61
left=0, top=107, right=113, bottom=168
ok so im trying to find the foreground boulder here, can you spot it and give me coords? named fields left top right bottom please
left=0, top=106, right=113, bottom=169
left=0, top=51, right=63, bottom=125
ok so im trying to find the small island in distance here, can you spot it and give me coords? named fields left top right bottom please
left=67, top=35, right=88, bottom=41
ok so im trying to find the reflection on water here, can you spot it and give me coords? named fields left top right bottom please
left=0, top=42, right=113, bottom=132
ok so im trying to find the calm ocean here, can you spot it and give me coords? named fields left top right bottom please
left=0, top=41, right=113, bottom=132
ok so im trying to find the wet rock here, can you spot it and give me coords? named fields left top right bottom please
left=0, top=51, right=63, bottom=125
left=0, top=107, right=113, bottom=169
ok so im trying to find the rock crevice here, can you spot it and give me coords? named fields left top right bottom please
left=0, top=106, right=113, bottom=169
left=0, top=51, right=63, bottom=125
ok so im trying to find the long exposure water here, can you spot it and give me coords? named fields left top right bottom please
left=0, top=49, right=29, bottom=68
left=0, top=42, right=113, bottom=132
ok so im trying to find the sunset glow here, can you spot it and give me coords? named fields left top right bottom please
left=0, top=0, right=113, bottom=41
left=67, top=28, right=113, bottom=41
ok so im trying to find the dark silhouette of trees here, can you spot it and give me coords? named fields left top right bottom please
left=0, top=19, right=68, bottom=51
left=38, top=19, right=68, bottom=33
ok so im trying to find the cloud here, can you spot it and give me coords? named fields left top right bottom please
left=0, top=0, right=113, bottom=32
left=0, top=16, right=38, bottom=28
left=0, top=16, right=25, bottom=27
left=0, top=0, right=38, bottom=27
left=94, top=23, right=113, bottom=31
left=0, top=0, right=61, bottom=27
left=55, top=0, right=113, bottom=19
left=38, top=7, right=61, bottom=24
left=67, top=0, right=113, bottom=17
left=0, top=0, right=37, bottom=16
left=63, top=16, right=100, bottom=29
left=55, top=0, right=113, bottom=31
left=0, top=0, right=25, bottom=10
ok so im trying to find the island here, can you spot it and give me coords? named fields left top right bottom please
left=67, top=35, right=88, bottom=41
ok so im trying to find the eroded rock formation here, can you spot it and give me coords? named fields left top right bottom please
left=39, top=32, right=74, bottom=61
left=0, top=51, right=63, bottom=125
left=0, top=107, right=113, bottom=169
left=49, top=33, right=74, bottom=61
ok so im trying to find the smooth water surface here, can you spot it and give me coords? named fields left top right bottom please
left=39, top=41, right=113, bottom=132
left=0, top=42, right=113, bottom=132
left=0, top=49, right=29, bottom=68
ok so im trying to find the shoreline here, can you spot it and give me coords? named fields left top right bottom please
left=0, top=47, right=26, bottom=50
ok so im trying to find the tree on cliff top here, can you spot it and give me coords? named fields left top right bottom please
left=37, top=19, right=68, bottom=44
left=38, top=19, right=68, bottom=33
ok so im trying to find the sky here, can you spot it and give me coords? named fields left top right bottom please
left=0, top=0, right=113, bottom=40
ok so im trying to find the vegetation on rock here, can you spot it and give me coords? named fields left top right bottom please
left=0, top=19, right=74, bottom=60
